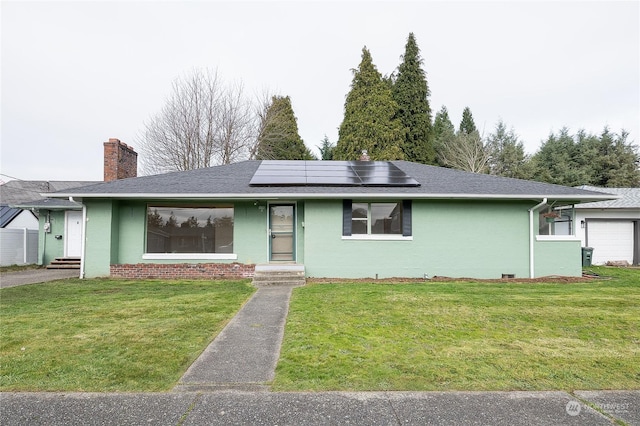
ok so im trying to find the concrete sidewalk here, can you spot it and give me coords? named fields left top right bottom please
left=174, top=286, right=294, bottom=392
left=1, top=390, right=638, bottom=425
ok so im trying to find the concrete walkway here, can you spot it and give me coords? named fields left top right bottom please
left=1, top=390, right=638, bottom=425
left=0, top=269, right=79, bottom=288
left=174, top=286, right=294, bottom=392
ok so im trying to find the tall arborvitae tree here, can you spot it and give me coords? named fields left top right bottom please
left=334, top=47, right=405, bottom=161
left=255, top=95, right=314, bottom=160
left=392, top=33, right=435, bottom=164
left=459, top=106, right=478, bottom=135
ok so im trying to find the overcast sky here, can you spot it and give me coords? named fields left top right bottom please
left=1, top=1, right=638, bottom=182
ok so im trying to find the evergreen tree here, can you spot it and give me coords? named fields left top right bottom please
left=392, top=33, right=435, bottom=164
left=334, top=47, right=405, bottom=161
left=531, top=128, right=591, bottom=186
left=433, top=106, right=456, bottom=166
left=459, top=106, right=478, bottom=135
left=591, top=129, right=639, bottom=187
left=256, top=96, right=314, bottom=160
left=317, top=135, right=335, bottom=160
left=531, top=127, right=639, bottom=187
left=433, top=106, right=455, bottom=141
left=486, top=120, right=533, bottom=179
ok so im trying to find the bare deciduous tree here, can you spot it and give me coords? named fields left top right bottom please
left=437, top=131, right=490, bottom=173
left=138, top=69, right=260, bottom=175
left=215, top=81, right=256, bottom=165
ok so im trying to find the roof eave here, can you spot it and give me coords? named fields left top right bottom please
left=47, top=192, right=621, bottom=202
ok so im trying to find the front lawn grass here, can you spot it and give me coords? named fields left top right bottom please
left=274, top=266, right=640, bottom=391
left=0, top=278, right=255, bottom=392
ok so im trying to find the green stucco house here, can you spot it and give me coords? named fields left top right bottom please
left=49, top=159, right=615, bottom=280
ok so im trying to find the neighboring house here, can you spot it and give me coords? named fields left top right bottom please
left=0, top=205, right=39, bottom=266
left=574, top=186, right=640, bottom=266
left=48, top=159, right=615, bottom=280
left=1, top=205, right=38, bottom=230
left=1, top=181, right=94, bottom=266
left=4, top=138, right=137, bottom=268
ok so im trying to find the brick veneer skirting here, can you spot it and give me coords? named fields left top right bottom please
left=110, top=263, right=256, bottom=279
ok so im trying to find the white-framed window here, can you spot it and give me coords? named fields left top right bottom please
left=352, top=202, right=403, bottom=235
left=539, top=206, right=574, bottom=236
left=343, top=200, right=411, bottom=237
left=146, top=206, right=233, bottom=254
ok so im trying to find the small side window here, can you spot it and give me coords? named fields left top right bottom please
left=539, top=206, right=573, bottom=236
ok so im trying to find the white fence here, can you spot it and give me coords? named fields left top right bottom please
left=0, top=228, right=39, bottom=266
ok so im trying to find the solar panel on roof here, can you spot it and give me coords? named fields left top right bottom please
left=249, top=161, right=420, bottom=187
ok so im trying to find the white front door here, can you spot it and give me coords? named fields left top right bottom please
left=65, top=210, right=83, bottom=258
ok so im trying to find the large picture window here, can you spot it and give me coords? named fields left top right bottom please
left=146, top=206, right=233, bottom=254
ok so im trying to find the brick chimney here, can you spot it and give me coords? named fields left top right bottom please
left=103, top=138, right=138, bottom=181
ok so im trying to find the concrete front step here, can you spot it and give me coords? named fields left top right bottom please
left=46, top=264, right=81, bottom=270
left=252, top=264, right=305, bottom=287
left=46, top=257, right=81, bottom=270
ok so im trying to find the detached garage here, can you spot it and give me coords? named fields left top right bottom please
left=575, top=187, right=640, bottom=266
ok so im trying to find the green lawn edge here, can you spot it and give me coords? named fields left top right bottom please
left=0, top=278, right=256, bottom=392
left=2, top=267, right=638, bottom=393
left=273, top=266, right=640, bottom=392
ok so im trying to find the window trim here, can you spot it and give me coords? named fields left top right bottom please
left=538, top=205, right=575, bottom=237
left=535, top=235, right=580, bottom=242
left=142, top=253, right=238, bottom=260
left=342, top=234, right=413, bottom=241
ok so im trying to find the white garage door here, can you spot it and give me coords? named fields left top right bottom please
left=587, top=221, right=634, bottom=265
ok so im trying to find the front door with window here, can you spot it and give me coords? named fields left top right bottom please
left=269, top=204, right=295, bottom=261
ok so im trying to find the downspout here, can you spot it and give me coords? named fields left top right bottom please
left=528, top=198, right=547, bottom=278
left=79, top=201, right=87, bottom=279
left=40, top=211, right=49, bottom=266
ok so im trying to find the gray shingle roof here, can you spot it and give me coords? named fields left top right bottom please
left=12, top=198, right=84, bottom=210
left=574, top=186, right=640, bottom=209
left=50, top=160, right=616, bottom=202
left=0, top=180, right=98, bottom=205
